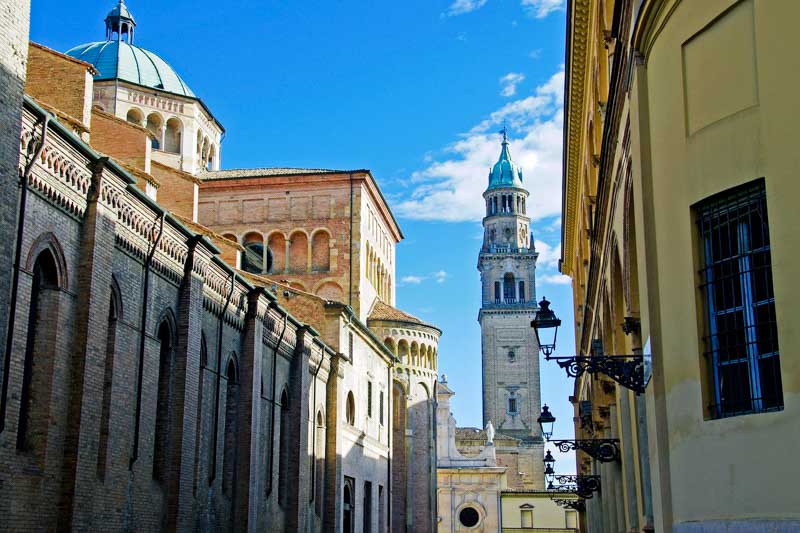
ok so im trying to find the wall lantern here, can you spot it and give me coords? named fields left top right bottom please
left=532, top=296, right=646, bottom=395
left=538, top=405, right=620, bottom=463
left=537, top=404, right=556, bottom=440
left=531, top=297, right=561, bottom=357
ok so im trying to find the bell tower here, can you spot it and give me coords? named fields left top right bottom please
left=477, top=130, right=543, bottom=446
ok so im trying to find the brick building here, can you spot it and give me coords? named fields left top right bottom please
left=0, top=2, right=439, bottom=531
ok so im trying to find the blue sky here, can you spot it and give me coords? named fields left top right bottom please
left=31, top=0, right=576, bottom=464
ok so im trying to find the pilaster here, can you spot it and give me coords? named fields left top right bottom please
left=166, top=236, right=208, bottom=531
left=57, top=159, right=118, bottom=530
left=233, top=288, right=267, bottom=532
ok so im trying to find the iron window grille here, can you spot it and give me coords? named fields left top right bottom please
left=367, top=381, right=373, bottom=418
left=696, top=179, right=783, bottom=418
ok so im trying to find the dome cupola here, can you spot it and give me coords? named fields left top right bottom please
left=66, top=1, right=194, bottom=97
left=105, top=0, right=136, bottom=43
left=488, top=127, right=524, bottom=190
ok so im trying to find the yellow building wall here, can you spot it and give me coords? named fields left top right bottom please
left=500, top=493, right=578, bottom=531
left=633, top=0, right=800, bottom=528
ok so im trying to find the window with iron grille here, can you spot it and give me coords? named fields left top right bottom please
left=507, top=397, right=517, bottom=414
left=367, top=381, right=373, bottom=418
left=379, top=391, right=384, bottom=425
left=696, top=179, right=782, bottom=418
left=349, top=332, right=354, bottom=363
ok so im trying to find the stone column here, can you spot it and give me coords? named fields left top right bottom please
left=56, top=159, right=118, bottom=531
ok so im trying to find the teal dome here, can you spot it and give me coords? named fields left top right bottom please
left=66, top=40, right=195, bottom=98
left=488, top=136, right=523, bottom=190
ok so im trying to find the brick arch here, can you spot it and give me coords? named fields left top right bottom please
left=288, top=230, right=309, bottom=274
left=314, top=280, right=343, bottom=302
left=267, top=231, right=287, bottom=273
left=311, top=228, right=332, bottom=272
left=24, top=232, right=68, bottom=290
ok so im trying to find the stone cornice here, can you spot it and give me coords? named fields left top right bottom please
left=561, top=0, right=592, bottom=277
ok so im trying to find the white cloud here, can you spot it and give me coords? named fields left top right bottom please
left=534, top=239, right=561, bottom=269
left=443, top=0, right=488, bottom=17
left=521, top=0, right=564, bottom=19
left=399, top=271, right=449, bottom=285
left=395, top=69, right=565, bottom=223
left=499, top=72, right=525, bottom=97
left=539, top=273, right=572, bottom=285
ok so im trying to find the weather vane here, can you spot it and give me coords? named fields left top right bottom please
left=499, top=124, right=508, bottom=142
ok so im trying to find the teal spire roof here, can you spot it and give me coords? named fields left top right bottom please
left=65, top=1, right=194, bottom=98
left=487, top=129, right=524, bottom=190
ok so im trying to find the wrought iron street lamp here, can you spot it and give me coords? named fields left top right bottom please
left=548, top=475, right=602, bottom=499
left=543, top=450, right=556, bottom=485
left=550, top=438, right=621, bottom=463
left=537, top=404, right=556, bottom=440
left=531, top=297, right=561, bottom=356
left=537, top=405, right=620, bottom=462
left=531, top=298, right=646, bottom=394
left=551, top=498, right=586, bottom=512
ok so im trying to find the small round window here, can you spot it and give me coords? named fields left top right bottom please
left=459, top=506, right=480, bottom=528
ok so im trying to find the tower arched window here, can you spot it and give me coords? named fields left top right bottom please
left=503, top=273, right=516, bottom=303
left=494, top=281, right=501, bottom=303
left=518, top=281, right=525, bottom=303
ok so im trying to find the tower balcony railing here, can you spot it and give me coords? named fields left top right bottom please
left=485, top=298, right=535, bottom=309
left=484, top=244, right=533, bottom=254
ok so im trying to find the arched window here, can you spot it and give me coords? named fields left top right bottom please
left=242, top=232, right=269, bottom=274
left=126, top=107, right=143, bottom=126
left=164, top=117, right=182, bottom=154
left=314, top=410, right=326, bottom=515
left=494, top=281, right=501, bottom=303
left=346, top=391, right=355, bottom=426
left=278, top=388, right=290, bottom=507
left=97, top=286, right=121, bottom=480
left=17, top=249, right=60, bottom=453
left=397, top=340, right=409, bottom=365
left=343, top=477, right=355, bottom=533
left=153, top=316, right=174, bottom=484
left=207, top=144, right=216, bottom=170
left=518, top=281, right=525, bottom=303
left=503, top=273, right=516, bottom=303
left=146, top=113, right=163, bottom=150
left=222, top=357, right=238, bottom=496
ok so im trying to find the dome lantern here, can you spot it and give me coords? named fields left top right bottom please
left=487, top=126, right=524, bottom=191
left=105, top=0, right=136, bottom=44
